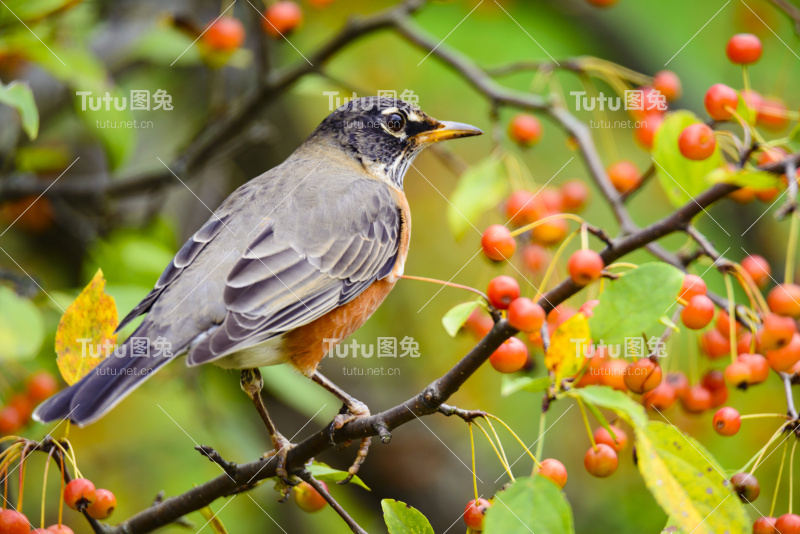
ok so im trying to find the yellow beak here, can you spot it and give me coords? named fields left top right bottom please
left=413, top=120, right=484, bottom=144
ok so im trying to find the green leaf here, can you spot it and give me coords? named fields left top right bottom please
left=0, top=286, right=45, bottom=360
left=442, top=300, right=481, bottom=337
left=382, top=499, right=434, bottom=534
left=501, top=375, right=550, bottom=396
left=652, top=111, right=724, bottom=207
left=308, top=461, right=369, bottom=491
left=636, top=422, right=750, bottom=534
left=706, top=167, right=782, bottom=190
left=447, top=154, right=509, bottom=241
left=484, top=476, right=574, bottom=534
left=0, top=81, right=39, bottom=140
left=588, top=263, right=684, bottom=346
left=569, top=385, right=649, bottom=429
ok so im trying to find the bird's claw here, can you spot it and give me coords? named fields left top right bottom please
left=262, top=432, right=295, bottom=485
left=325, top=401, right=372, bottom=483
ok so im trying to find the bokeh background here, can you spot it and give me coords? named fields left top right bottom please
left=1, top=0, right=800, bottom=532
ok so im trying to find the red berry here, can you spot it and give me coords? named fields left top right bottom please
left=701, top=329, right=730, bottom=359
left=704, top=84, right=739, bottom=121
left=47, top=527, right=75, bottom=534
left=538, top=458, right=568, bottom=489
left=624, top=358, right=662, bottom=394
left=607, top=161, right=640, bottom=194
left=742, top=89, right=765, bottom=112
left=776, top=514, right=800, bottom=533
left=584, top=443, right=618, bottom=477
left=507, top=297, right=545, bottom=333
left=505, top=190, right=537, bottom=226
left=87, top=489, right=116, bottom=520
left=464, top=309, right=494, bottom=339
left=713, top=407, right=741, bottom=436
left=64, top=478, right=96, bottom=511
left=652, top=70, right=682, bottom=101
left=599, top=358, right=629, bottom=392
left=293, top=481, right=327, bottom=513
left=481, top=225, right=516, bottom=262
left=738, top=353, right=770, bottom=384
left=678, top=123, right=716, bottom=161
left=758, top=97, right=789, bottom=131
left=634, top=113, right=664, bottom=150
left=680, top=386, right=712, bottom=414
left=463, top=498, right=491, bottom=531
left=508, top=114, right=542, bottom=145
left=27, top=371, right=58, bottom=402
left=642, top=382, right=677, bottom=410
left=489, top=337, right=528, bottom=374
left=567, top=249, right=604, bottom=286
left=262, top=1, right=303, bottom=38
left=767, top=283, right=800, bottom=317
left=679, top=274, right=707, bottom=301
left=593, top=424, right=628, bottom=452
left=560, top=180, right=589, bottom=213
left=202, top=16, right=245, bottom=51
left=681, top=295, right=715, bottom=330
left=575, top=352, right=604, bottom=388
left=522, top=244, right=547, bottom=272
left=761, top=314, right=797, bottom=351
left=487, top=276, right=520, bottom=310
left=731, top=472, right=760, bottom=502
left=701, top=370, right=726, bottom=391
left=531, top=218, right=568, bottom=247
left=0, top=510, right=29, bottom=534
left=666, top=371, right=690, bottom=398
left=726, top=33, right=763, bottom=64
left=741, top=255, right=771, bottom=288
left=752, top=517, right=778, bottom=534
left=0, top=406, right=22, bottom=435
left=766, top=333, right=800, bottom=372
left=725, top=361, right=752, bottom=388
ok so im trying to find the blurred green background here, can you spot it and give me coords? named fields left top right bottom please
left=1, top=0, right=799, bottom=532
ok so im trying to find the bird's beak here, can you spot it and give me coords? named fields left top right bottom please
left=413, top=121, right=483, bottom=144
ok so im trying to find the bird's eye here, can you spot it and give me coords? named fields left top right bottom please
left=385, top=113, right=406, bottom=133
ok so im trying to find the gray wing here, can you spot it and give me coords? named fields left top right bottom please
left=185, top=176, right=402, bottom=365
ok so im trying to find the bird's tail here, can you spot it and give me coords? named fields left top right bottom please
left=33, top=332, right=176, bottom=427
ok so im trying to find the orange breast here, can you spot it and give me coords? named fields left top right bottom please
left=284, top=279, right=396, bottom=376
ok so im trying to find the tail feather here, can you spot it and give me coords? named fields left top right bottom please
left=33, top=335, right=177, bottom=427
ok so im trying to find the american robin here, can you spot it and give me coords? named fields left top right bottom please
left=33, top=96, right=482, bottom=478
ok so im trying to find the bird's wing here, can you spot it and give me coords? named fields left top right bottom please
left=185, top=175, right=402, bottom=365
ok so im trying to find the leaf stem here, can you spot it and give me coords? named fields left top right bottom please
left=786, top=210, right=799, bottom=285
left=468, top=423, right=479, bottom=501
left=724, top=274, right=737, bottom=364
left=770, top=440, right=788, bottom=517
left=399, top=275, right=489, bottom=302
left=577, top=398, right=596, bottom=451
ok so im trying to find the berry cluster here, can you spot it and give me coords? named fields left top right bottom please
left=0, top=371, right=59, bottom=437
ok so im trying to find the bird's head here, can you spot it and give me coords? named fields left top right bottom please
left=309, top=96, right=483, bottom=188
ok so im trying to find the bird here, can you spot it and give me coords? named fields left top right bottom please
left=33, top=96, right=482, bottom=479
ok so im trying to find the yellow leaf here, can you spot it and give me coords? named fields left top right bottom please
left=545, top=313, right=590, bottom=391
left=55, top=269, right=118, bottom=385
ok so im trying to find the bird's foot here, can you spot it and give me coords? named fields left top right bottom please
left=326, top=401, right=371, bottom=484
left=262, top=431, right=295, bottom=484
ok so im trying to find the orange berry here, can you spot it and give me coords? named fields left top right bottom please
left=463, top=498, right=491, bottom=531
left=293, top=481, right=327, bottom=513
left=679, top=274, right=707, bottom=301
left=767, top=283, right=800, bottom=317
left=87, top=489, right=117, bottom=520
left=766, top=333, right=800, bottom=372
left=681, top=295, right=715, bottom=330
left=64, top=478, right=96, bottom=511
left=508, top=114, right=542, bottom=145
left=202, top=16, right=245, bottom=51
left=507, top=297, right=546, bottom=333
left=560, top=180, right=589, bottom=213
left=27, top=371, right=58, bottom=402
left=489, top=337, right=528, bottom=374
left=481, top=225, right=516, bottom=262
left=642, top=382, right=677, bottom=410
left=531, top=218, right=568, bottom=247
left=607, top=160, right=640, bottom=194
left=624, top=358, right=662, bottom=394
left=599, top=359, right=628, bottom=392
left=593, top=424, right=628, bottom=452
left=487, top=276, right=520, bottom=310
left=262, top=1, right=303, bottom=38
left=680, top=386, right=712, bottom=414
left=538, top=458, right=568, bottom=489
left=652, top=70, right=682, bottom=101
left=584, top=444, right=618, bottom=477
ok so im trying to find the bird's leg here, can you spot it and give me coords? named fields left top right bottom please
left=240, top=368, right=294, bottom=482
left=311, top=371, right=371, bottom=482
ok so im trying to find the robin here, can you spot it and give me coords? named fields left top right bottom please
left=33, top=96, right=482, bottom=479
